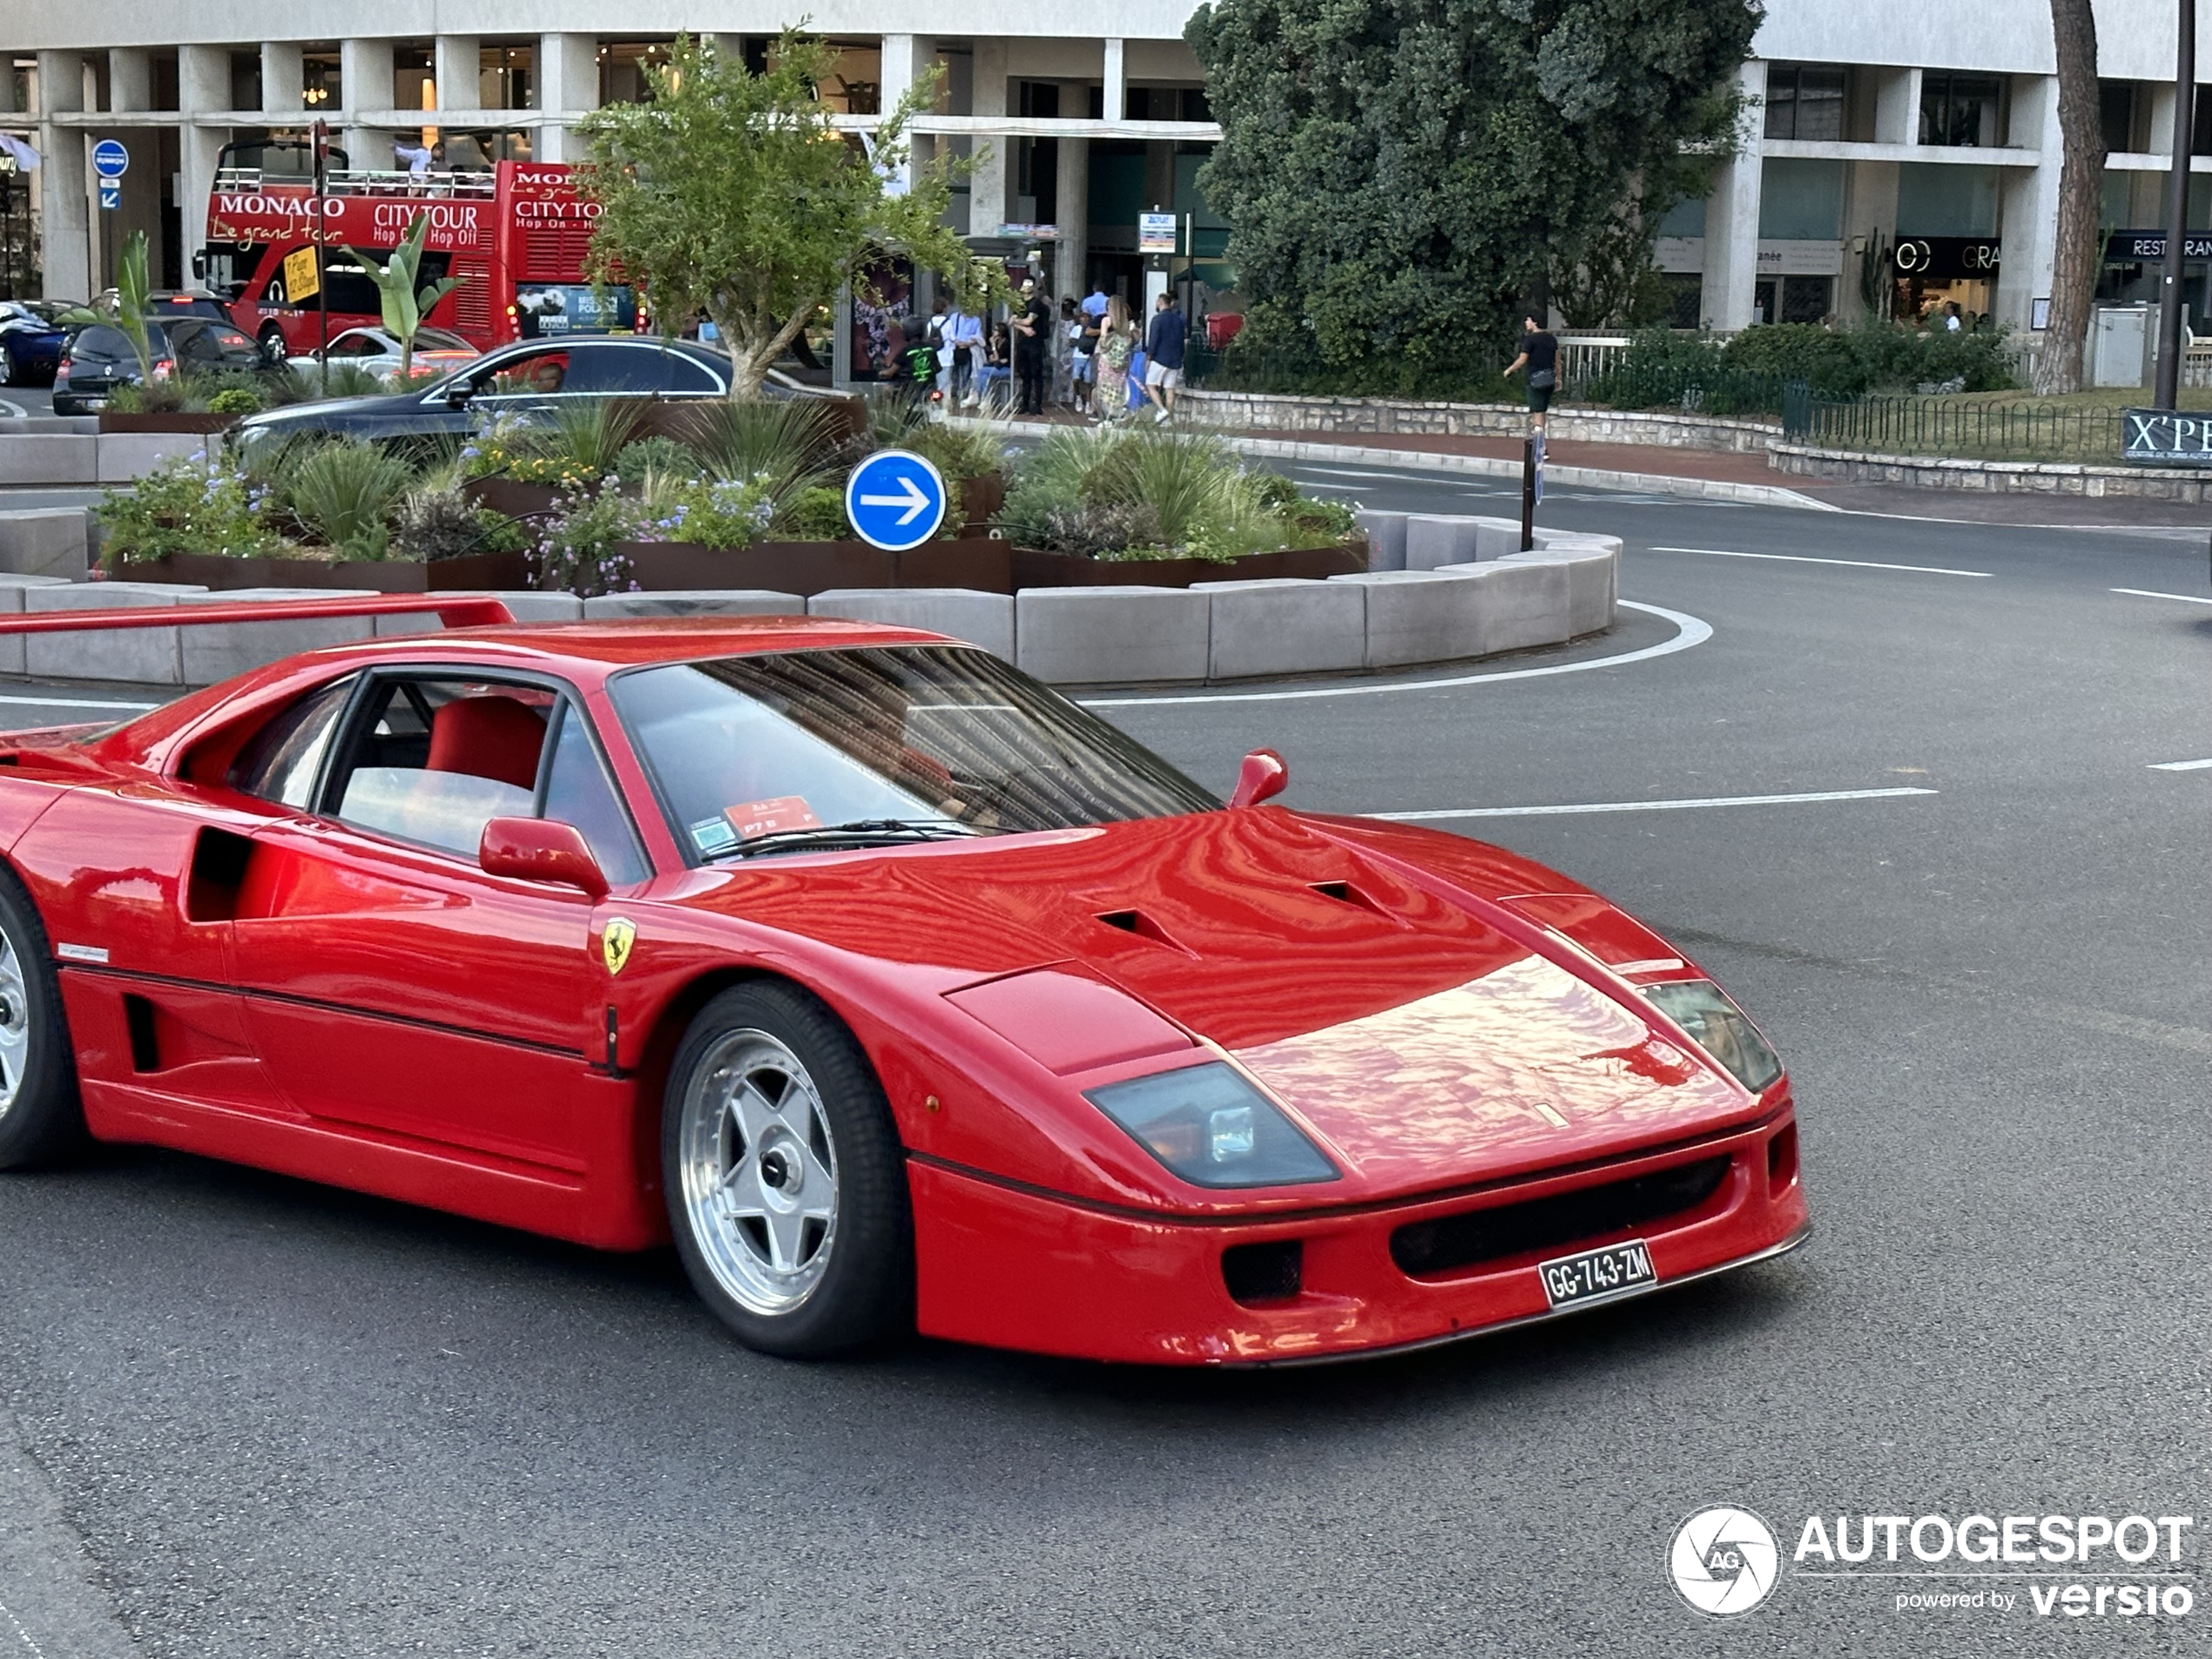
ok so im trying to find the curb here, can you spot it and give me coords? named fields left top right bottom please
left=939, top=416, right=1841, bottom=512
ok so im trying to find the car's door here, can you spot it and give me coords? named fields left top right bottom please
left=223, top=668, right=652, bottom=1173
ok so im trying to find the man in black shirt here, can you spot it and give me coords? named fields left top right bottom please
left=1012, top=280, right=1051, bottom=416
left=1503, top=313, right=1560, bottom=434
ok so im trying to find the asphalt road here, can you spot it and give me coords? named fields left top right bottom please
left=0, top=483, right=2208, bottom=1656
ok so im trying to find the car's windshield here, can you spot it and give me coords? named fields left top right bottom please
left=612, top=644, right=1219, bottom=860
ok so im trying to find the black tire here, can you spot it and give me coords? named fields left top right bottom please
left=0, top=348, right=14, bottom=388
left=661, top=981, right=913, bottom=1358
left=0, top=867, right=85, bottom=1169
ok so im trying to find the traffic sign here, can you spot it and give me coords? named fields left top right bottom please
left=91, top=139, right=128, bottom=180
left=1138, top=212, right=1177, bottom=253
left=844, top=448, right=948, bottom=552
left=98, top=183, right=120, bottom=212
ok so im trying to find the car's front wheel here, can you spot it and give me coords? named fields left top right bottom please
left=0, top=348, right=14, bottom=388
left=0, top=869, right=84, bottom=1169
left=662, top=981, right=913, bottom=1358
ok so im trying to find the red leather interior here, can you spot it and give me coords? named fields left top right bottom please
left=427, top=696, right=546, bottom=791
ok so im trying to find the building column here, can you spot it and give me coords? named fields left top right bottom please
left=1102, top=38, right=1125, bottom=123
left=108, top=50, right=152, bottom=114
left=535, top=34, right=597, bottom=164
left=1873, top=67, right=1922, bottom=145
left=179, top=46, right=229, bottom=283
left=341, top=37, right=394, bottom=170
left=35, top=51, right=91, bottom=301
left=968, top=39, right=1007, bottom=238
left=1996, top=74, right=2062, bottom=332
left=1055, top=135, right=1089, bottom=299
left=261, top=43, right=304, bottom=118
left=1841, top=160, right=1900, bottom=322
left=434, top=34, right=480, bottom=131
left=1702, top=59, right=1766, bottom=328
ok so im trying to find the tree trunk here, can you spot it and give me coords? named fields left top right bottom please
left=718, top=306, right=817, bottom=401
left=2036, top=0, right=2103, bottom=395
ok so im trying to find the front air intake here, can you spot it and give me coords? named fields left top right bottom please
left=1390, top=1157, right=1731, bottom=1278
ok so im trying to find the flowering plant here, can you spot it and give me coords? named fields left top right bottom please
left=94, top=449, right=275, bottom=565
left=530, top=480, right=647, bottom=597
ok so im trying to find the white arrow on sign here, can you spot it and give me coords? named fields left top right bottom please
left=859, top=473, right=931, bottom=526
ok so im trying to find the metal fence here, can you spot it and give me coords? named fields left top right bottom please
left=1796, top=396, right=2125, bottom=462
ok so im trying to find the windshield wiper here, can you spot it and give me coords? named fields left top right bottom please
left=721, top=818, right=984, bottom=859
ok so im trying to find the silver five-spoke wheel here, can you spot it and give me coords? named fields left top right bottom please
left=0, top=928, right=30, bottom=1119
left=679, top=1031, right=840, bottom=1315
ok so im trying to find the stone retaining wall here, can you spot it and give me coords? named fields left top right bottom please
left=0, top=513, right=1622, bottom=691
left=1767, top=442, right=2212, bottom=500
left=1179, top=389, right=1777, bottom=453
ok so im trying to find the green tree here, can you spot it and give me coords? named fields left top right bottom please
left=62, top=230, right=156, bottom=381
left=345, top=213, right=466, bottom=381
left=577, top=30, right=988, bottom=401
left=1186, top=0, right=1757, bottom=368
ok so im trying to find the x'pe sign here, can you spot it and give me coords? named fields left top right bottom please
left=91, top=139, right=129, bottom=180
left=845, top=448, right=948, bottom=552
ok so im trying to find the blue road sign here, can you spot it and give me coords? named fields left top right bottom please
left=98, top=183, right=120, bottom=212
left=845, top=448, right=948, bottom=551
left=91, top=139, right=129, bottom=179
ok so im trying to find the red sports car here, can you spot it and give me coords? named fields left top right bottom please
left=0, top=597, right=1807, bottom=1364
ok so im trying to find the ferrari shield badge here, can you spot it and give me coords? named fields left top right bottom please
left=601, top=918, right=637, bottom=976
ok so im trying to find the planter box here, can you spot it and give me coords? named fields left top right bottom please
left=116, top=548, right=530, bottom=592
left=463, top=477, right=569, bottom=521
left=608, top=537, right=1017, bottom=597
left=956, top=471, right=1006, bottom=529
left=97, top=412, right=239, bottom=435
left=1009, top=537, right=1367, bottom=590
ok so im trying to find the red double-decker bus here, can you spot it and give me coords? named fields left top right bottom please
left=196, top=144, right=635, bottom=362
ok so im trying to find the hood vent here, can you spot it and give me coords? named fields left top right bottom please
left=1311, top=879, right=1390, bottom=919
left=1094, top=908, right=1197, bottom=955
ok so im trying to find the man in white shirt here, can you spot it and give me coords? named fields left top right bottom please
left=945, top=305, right=985, bottom=406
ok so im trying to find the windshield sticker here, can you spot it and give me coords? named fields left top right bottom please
left=690, top=817, right=741, bottom=855
left=728, top=797, right=823, bottom=841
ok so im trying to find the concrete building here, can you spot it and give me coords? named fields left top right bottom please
left=0, top=2, right=2204, bottom=340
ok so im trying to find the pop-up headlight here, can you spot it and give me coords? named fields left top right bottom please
left=1084, top=1062, right=1338, bottom=1188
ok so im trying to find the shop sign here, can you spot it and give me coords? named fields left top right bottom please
left=2104, top=231, right=2212, bottom=263
left=1892, top=237, right=2000, bottom=279
left=1756, top=240, right=1843, bottom=276
left=994, top=223, right=1060, bottom=240
left=2121, top=408, right=2212, bottom=467
left=1138, top=212, right=1178, bottom=253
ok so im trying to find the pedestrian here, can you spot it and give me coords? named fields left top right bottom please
left=1052, top=296, right=1080, bottom=408
left=1093, top=296, right=1134, bottom=421
left=1082, top=282, right=1110, bottom=323
left=946, top=302, right=984, bottom=406
left=1142, top=290, right=1187, bottom=422
left=975, top=320, right=1013, bottom=406
left=1070, top=299, right=1098, bottom=415
left=1501, top=311, right=1559, bottom=435
left=1011, top=280, right=1050, bottom=416
left=1941, top=301, right=1964, bottom=334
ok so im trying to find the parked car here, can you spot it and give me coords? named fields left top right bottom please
left=287, top=325, right=482, bottom=388
left=90, top=288, right=234, bottom=324
left=51, top=317, right=264, bottom=415
left=233, top=334, right=742, bottom=448
left=0, top=301, right=71, bottom=387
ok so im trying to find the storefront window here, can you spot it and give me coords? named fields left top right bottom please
left=1764, top=64, right=1846, bottom=142
left=480, top=45, right=534, bottom=111
left=1920, top=73, right=2004, bottom=148
left=599, top=42, right=672, bottom=106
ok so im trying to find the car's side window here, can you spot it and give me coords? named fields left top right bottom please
left=666, top=354, right=722, bottom=394
left=541, top=702, right=650, bottom=887
left=325, top=678, right=554, bottom=857
left=226, top=674, right=359, bottom=808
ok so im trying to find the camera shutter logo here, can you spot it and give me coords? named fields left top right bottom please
left=1669, top=1506, right=1781, bottom=1616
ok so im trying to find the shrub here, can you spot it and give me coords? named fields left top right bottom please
left=543, top=396, right=647, bottom=477
left=207, top=387, right=262, bottom=415
left=305, top=362, right=391, bottom=399
left=93, top=451, right=272, bottom=564
left=778, top=484, right=848, bottom=540
left=531, top=482, right=644, bottom=597
left=107, top=378, right=196, bottom=414
left=286, top=439, right=416, bottom=558
left=612, top=436, right=700, bottom=485
left=682, top=398, right=840, bottom=517
left=390, top=488, right=526, bottom=563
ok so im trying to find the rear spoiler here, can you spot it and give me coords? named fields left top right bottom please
left=0, top=594, right=516, bottom=635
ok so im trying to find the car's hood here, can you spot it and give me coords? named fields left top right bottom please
left=668, top=810, right=1764, bottom=1190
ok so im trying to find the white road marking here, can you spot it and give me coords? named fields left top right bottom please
left=1377, top=786, right=1939, bottom=820
left=1649, top=545, right=1993, bottom=577
left=0, top=692, right=162, bottom=711
left=2148, top=758, right=2212, bottom=771
left=2112, top=586, right=2212, bottom=605
left=1085, top=600, right=1713, bottom=708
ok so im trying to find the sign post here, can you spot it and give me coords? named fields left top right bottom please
left=312, top=119, right=330, bottom=395
left=845, top=449, right=949, bottom=552
left=91, top=138, right=126, bottom=213
left=1520, top=430, right=1544, bottom=550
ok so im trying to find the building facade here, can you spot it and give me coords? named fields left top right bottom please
left=0, top=2, right=2204, bottom=338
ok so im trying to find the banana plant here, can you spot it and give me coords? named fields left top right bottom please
left=343, top=213, right=466, bottom=381
left=59, top=230, right=155, bottom=382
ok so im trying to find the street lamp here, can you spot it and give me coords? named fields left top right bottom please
left=2154, top=0, right=2195, bottom=409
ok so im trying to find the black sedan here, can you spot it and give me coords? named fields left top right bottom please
left=0, top=301, right=70, bottom=388
left=51, top=317, right=264, bottom=415
left=231, top=335, right=739, bottom=448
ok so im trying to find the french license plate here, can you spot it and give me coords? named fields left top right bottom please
left=1538, top=1238, right=1656, bottom=1308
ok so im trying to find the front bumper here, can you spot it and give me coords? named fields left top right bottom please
left=909, top=1105, right=1808, bottom=1365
